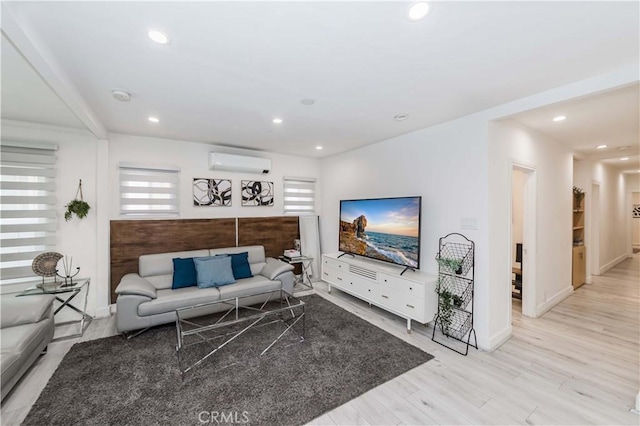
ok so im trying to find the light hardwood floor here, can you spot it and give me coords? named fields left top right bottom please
left=2, top=255, right=638, bottom=425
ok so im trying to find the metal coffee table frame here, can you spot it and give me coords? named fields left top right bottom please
left=175, top=290, right=305, bottom=378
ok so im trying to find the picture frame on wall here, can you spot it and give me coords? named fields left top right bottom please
left=633, top=204, right=640, bottom=218
left=193, top=178, right=232, bottom=206
left=241, top=180, right=274, bottom=206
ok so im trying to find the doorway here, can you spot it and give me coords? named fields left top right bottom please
left=510, top=163, right=536, bottom=321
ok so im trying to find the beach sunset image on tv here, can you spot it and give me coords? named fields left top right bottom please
left=339, top=196, right=421, bottom=268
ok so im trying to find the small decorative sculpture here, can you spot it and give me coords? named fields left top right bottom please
left=32, top=252, right=63, bottom=286
left=56, top=256, right=80, bottom=286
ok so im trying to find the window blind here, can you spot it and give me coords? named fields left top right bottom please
left=0, top=142, right=58, bottom=285
left=119, top=163, right=180, bottom=217
left=283, top=176, right=316, bottom=215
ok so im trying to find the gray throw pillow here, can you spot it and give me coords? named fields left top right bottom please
left=193, top=256, right=236, bottom=288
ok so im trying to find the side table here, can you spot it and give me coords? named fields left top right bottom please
left=278, top=256, right=314, bottom=289
left=17, top=278, right=92, bottom=341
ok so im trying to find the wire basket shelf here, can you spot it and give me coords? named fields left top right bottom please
left=435, top=241, right=473, bottom=277
left=436, top=309, right=473, bottom=341
left=437, top=274, right=473, bottom=311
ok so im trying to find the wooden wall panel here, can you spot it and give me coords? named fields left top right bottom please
left=237, top=217, right=300, bottom=259
left=110, top=218, right=236, bottom=303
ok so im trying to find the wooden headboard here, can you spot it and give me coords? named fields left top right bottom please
left=109, top=216, right=299, bottom=303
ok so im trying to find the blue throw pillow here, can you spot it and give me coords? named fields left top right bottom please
left=214, top=252, right=253, bottom=279
left=193, top=256, right=236, bottom=288
left=172, top=258, right=197, bottom=289
left=229, top=252, right=253, bottom=279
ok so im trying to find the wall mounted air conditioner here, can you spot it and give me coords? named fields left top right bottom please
left=209, top=152, right=271, bottom=174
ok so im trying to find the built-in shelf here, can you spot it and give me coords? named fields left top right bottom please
left=573, top=226, right=584, bottom=230
left=573, top=209, right=584, bottom=213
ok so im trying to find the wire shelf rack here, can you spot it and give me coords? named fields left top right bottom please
left=432, top=232, right=477, bottom=356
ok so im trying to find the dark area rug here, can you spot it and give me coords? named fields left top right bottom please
left=23, top=294, right=433, bottom=426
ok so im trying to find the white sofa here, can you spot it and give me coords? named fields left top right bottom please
left=1, top=294, right=55, bottom=401
left=115, top=245, right=295, bottom=334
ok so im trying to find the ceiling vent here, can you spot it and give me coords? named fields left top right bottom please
left=209, top=152, right=271, bottom=174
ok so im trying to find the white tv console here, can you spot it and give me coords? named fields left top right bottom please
left=321, top=253, right=438, bottom=333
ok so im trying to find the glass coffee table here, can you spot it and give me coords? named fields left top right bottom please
left=17, top=278, right=92, bottom=341
left=175, top=289, right=305, bottom=378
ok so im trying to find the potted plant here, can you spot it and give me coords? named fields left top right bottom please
left=436, top=280, right=456, bottom=335
left=573, top=186, right=585, bottom=210
left=436, top=257, right=463, bottom=275
left=64, top=179, right=90, bottom=221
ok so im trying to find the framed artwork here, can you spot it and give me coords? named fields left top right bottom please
left=193, top=178, right=232, bottom=206
left=241, top=180, right=274, bottom=206
left=633, top=204, right=640, bottom=218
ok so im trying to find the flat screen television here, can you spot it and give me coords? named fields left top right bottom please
left=339, top=196, right=421, bottom=270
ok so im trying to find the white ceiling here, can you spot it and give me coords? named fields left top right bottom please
left=510, top=83, right=640, bottom=172
left=1, top=34, right=85, bottom=129
left=2, top=1, right=639, bottom=158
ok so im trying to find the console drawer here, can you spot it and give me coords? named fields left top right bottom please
left=373, top=287, right=425, bottom=322
left=323, top=257, right=346, bottom=272
left=378, top=273, right=424, bottom=298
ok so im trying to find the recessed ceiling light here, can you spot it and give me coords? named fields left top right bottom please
left=394, top=113, right=409, bottom=121
left=596, top=144, right=607, bottom=149
left=408, top=2, right=431, bottom=21
left=148, top=116, right=159, bottom=123
left=272, top=118, right=283, bottom=124
left=618, top=146, right=632, bottom=151
left=148, top=30, right=169, bottom=45
left=553, top=115, right=566, bottom=122
left=315, top=146, right=323, bottom=150
left=301, top=99, right=315, bottom=106
left=620, top=157, right=629, bottom=161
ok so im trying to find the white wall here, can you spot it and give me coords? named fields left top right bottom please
left=319, top=114, right=492, bottom=348
left=595, top=163, right=627, bottom=271
left=108, top=133, right=321, bottom=219
left=489, top=119, right=574, bottom=323
left=1, top=120, right=108, bottom=317
left=626, top=174, right=640, bottom=250
left=632, top=192, right=640, bottom=248
left=575, top=160, right=629, bottom=273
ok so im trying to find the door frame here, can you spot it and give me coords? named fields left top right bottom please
left=509, top=161, right=537, bottom=320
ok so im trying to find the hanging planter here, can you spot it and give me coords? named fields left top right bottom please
left=64, top=179, right=90, bottom=221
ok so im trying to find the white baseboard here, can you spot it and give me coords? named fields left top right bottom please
left=483, top=326, right=512, bottom=352
left=94, top=306, right=112, bottom=319
left=536, top=286, right=573, bottom=317
left=599, top=253, right=628, bottom=274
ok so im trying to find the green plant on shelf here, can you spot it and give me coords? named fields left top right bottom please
left=436, top=257, right=463, bottom=275
left=435, top=279, right=464, bottom=335
left=573, top=186, right=585, bottom=205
